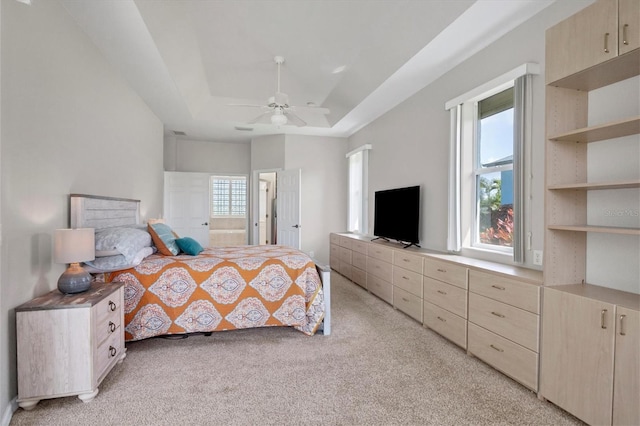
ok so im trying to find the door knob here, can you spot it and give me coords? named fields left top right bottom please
left=202, top=222, right=208, bottom=226
left=292, top=224, right=300, bottom=228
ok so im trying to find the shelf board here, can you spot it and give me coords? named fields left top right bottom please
left=548, top=180, right=640, bottom=190
left=549, top=116, right=640, bottom=143
left=548, top=48, right=640, bottom=91
left=548, top=225, right=640, bottom=235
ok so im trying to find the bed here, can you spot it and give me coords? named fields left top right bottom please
left=70, top=194, right=331, bottom=341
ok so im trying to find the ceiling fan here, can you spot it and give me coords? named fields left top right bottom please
left=230, top=56, right=330, bottom=127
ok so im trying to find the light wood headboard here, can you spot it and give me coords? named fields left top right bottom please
left=70, top=194, right=140, bottom=229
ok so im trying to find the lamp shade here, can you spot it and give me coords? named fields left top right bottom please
left=53, top=228, right=95, bottom=264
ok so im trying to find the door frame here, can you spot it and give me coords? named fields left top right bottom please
left=251, top=168, right=281, bottom=245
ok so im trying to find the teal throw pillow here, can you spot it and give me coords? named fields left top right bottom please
left=175, top=237, right=204, bottom=256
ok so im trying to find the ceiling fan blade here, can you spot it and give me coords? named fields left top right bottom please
left=284, top=111, right=307, bottom=127
left=248, top=110, right=273, bottom=124
left=227, top=103, right=267, bottom=108
left=289, top=105, right=330, bottom=115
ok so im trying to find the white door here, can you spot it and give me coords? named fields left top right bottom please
left=277, top=169, right=301, bottom=249
left=164, top=172, right=210, bottom=247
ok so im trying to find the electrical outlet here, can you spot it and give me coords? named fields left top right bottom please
left=533, top=250, right=543, bottom=266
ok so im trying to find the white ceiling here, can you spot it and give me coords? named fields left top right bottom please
left=60, top=0, right=555, bottom=142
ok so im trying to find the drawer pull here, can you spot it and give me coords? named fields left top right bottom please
left=402, top=276, right=410, bottom=280
left=622, top=24, right=629, bottom=46
left=109, top=301, right=117, bottom=311
left=437, top=316, right=446, bottom=322
left=109, top=321, right=116, bottom=333
left=437, top=290, right=447, bottom=295
left=491, top=285, right=505, bottom=291
left=601, top=309, right=608, bottom=329
left=490, top=344, right=504, bottom=353
left=402, top=258, right=410, bottom=263
left=109, top=346, right=117, bottom=357
left=402, top=297, right=409, bottom=302
left=619, top=314, right=626, bottom=336
left=436, top=268, right=447, bottom=273
left=604, top=32, right=610, bottom=53
left=491, top=311, right=505, bottom=318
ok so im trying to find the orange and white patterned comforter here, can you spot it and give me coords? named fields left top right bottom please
left=107, top=245, right=325, bottom=341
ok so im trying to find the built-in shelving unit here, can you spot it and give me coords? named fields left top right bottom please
left=548, top=116, right=639, bottom=143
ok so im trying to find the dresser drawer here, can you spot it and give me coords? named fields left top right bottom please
left=423, top=259, right=467, bottom=289
left=393, top=287, right=422, bottom=322
left=338, top=246, right=352, bottom=263
left=339, top=261, right=352, bottom=280
left=468, top=270, right=540, bottom=314
left=468, top=323, right=538, bottom=391
left=352, top=239, right=368, bottom=255
left=367, top=274, right=393, bottom=304
left=367, top=257, right=393, bottom=282
left=367, top=244, right=393, bottom=263
left=96, top=309, right=122, bottom=347
left=338, top=235, right=353, bottom=249
left=423, top=300, right=467, bottom=349
left=393, top=251, right=423, bottom=274
left=352, top=267, right=367, bottom=288
left=423, top=277, right=467, bottom=319
left=330, top=233, right=341, bottom=245
left=352, top=251, right=367, bottom=271
left=468, top=293, right=539, bottom=352
left=95, top=328, right=122, bottom=383
left=330, top=244, right=340, bottom=269
left=392, top=267, right=423, bottom=298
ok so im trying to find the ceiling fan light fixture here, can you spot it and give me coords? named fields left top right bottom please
left=271, top=111, right=287, bottom=126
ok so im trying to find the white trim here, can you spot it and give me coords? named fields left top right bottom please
left=345, top=144, right=372, bottom=158
left=1, top=397, right=17, bottom=426
left=445, top=63, right=539, bottom=110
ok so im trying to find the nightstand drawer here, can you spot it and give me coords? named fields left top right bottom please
left=367, top=274, right=393, bottom=304
left=95, top=328, right=122, bottom=382
left=423, top=300, right=467, bottom=349
left=96, top=311, right=122, bottom=347
left=352, top=239, right=368, bottom=254
left=393, top=287, right=422, bottom=322
left=468, top=323, right=538, bottom=391
left=393, top=251, right=423, bottom=274
left=469, top=292, right=539, bottom=352
left=367, top=257, right=392, bottom=282
left=423, top=277, right=467, bottom=319
left=423, top=259, right=467, bottom=289
left=367, top=244, right=393, bottom=263
left=392, top=267, right=423, bottom=297
left=96, top=288, right=122, bottom=324
left=352, top=251, right=367, bottom=270
left=469, top=270, right=540, bottom=314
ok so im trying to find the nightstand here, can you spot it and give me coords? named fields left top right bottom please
left=16, top=282, right=126, bottom=410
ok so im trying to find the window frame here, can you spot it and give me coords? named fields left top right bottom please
left=346, top=144, right=372, bottom=235
left=210, top=175, right=248, bottom=218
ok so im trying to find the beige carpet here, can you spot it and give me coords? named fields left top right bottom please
left=11, top=272, right=582, bottom=425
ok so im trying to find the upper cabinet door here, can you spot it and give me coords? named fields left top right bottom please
left=546, top=0, right=618, bottom=84
left=619, top=0, right=640, bottom=54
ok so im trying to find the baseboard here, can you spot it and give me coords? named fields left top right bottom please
left=1, top=397, right=17, bottom=426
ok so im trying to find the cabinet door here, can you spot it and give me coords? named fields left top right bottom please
left=613, top=306, right=639, bottom=426
left=546, top=0, right=618, bottom=84
left=540, top=288, right=616, bottom=426
left=619, top=0, right=640, bottom=54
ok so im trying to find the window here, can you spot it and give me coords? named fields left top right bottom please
left=347, top=145, right=372, bottom=234
left=475, top=87, right=514, bottom=251
left=211, top=176, right=247, bottom=217
left=446, top=63, right=537, bottom=263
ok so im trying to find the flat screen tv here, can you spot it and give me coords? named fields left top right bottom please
left=373, top=185, right=420, bottom=248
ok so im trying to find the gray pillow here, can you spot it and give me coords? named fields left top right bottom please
left=94, top=227, right=152, bottom=263
left=84, top=246, right=153, bottom=273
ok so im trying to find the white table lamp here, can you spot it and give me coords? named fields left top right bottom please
left=53, top=228, right=95, bottom=294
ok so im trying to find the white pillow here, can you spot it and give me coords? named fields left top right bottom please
left=84, top=246, right=153, bottom=273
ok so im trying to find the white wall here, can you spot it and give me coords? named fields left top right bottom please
left=250, top=134, right=285, bottom=171
left=348, top=0, right=591, bottom=269
left=164, top=135, right=251, bottom=174
left=284, top=135, right=348, bottom=264
left=0, top=0, right=164, bottom=421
